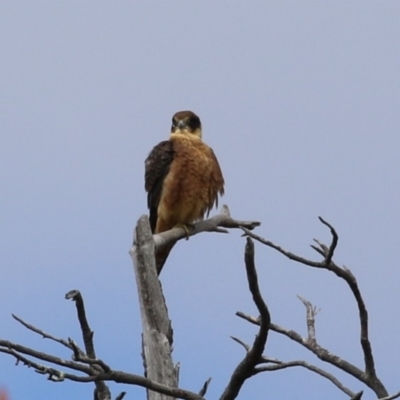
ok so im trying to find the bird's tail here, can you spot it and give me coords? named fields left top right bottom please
left=156, top=240, right=177, bottom=275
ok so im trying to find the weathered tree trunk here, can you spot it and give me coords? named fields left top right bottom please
left=130, top=215, right=179, bottom=400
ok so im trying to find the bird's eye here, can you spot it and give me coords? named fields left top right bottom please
left=188, top=116, right=199, bottom=128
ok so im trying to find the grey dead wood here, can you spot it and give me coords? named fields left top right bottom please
left=153, top=204, right=260, bottom=252
left=129, top=215, right=179, bottom=400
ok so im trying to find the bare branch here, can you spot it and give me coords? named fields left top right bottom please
left=318, top=216, right=338, bottom=266
left=230, top=336, right=250, bottom=352
left=73, top=354, right=112, bottom=373
left=380, top=391, right=400, bottom=400
left=65, top=290, right=111, bottom=400
left=198, top=378, right=212, bottom=397
left=0, top=339, right=91, bottom=374
left=231, top=328, right=355, bottom=397
left=235, top=311, right=388, bottom=397
left=115, top=392, right=126, bottom=400
left=220, top=238, right=270, bottom=400
left=0, top=342, right=205, bottom=400
left=242, top=218, right=388, bottom=398
left=254, top=360, right=355, bottom=397
left=65, top=290, right=96, bottom=359
left=350, top=391, right=364, bottom=400
left=12, top=314, right=72, bottom=350
left=81, top=371, right=205, bottom=400
left=0, top=347, right=86, bottom=382
left=297, top=296, right=319, bottom=344
left=153, top=205, right=260, bottom=251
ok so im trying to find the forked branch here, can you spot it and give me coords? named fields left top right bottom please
left=0, top=293, right=205, bottom=400
left=242, top=217, right=388, bottom=398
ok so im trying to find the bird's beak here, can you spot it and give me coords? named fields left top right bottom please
left=177, top=120, right=187, bottom=130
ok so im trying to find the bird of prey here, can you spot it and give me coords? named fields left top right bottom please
left=145, top=110, right=225, bottom=274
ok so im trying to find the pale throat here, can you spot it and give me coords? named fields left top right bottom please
left=170, top=128, right=203, bottom=140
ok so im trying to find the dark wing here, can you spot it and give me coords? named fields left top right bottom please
left=145, top=140, right=175, bottom=232
left=206, top=148, right=225, bottom=216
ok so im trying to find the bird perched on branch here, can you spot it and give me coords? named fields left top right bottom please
left=145, top=110, right=225, bottom=274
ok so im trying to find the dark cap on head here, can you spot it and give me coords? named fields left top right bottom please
left=171, top=111, right=201, bottom=133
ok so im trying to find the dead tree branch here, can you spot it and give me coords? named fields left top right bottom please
left=130, top=215, right=179, bottom=400
left=65, top=289, right=111, bottom=400
left=297, top=296, right=319, bottom=344
left=65, top=290, right=96, bottom=359
left=220, top=238, right=270, bottom=400
left=233, top=305, right=354, bottom=397
left=230, top=331, right=355, bottom=397
left=153, top=205, right=260, bottom=251
left=0, top=316, right=205, bottom=400
left=198, top=378, right=212, bottom=397
left=12, top=314, right=72, bottom=350
left=255, top=360, right=355, bottom=397
left=379, top=392, right=400, bottom=400
left=241, top=217, right=388, bottom=398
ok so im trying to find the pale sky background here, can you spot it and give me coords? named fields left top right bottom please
left=1, top=2, right=400, bottom=399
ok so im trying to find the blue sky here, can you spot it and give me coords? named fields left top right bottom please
left=1, top=2, right=399, bottom=399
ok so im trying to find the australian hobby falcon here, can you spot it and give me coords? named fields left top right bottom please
left=144, top=110, right=225, bottom=274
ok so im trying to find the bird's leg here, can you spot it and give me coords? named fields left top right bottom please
left=173, top=223, right=194, bottom=240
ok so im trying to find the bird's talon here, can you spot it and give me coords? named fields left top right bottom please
left=174, top=223, right=193, bottom=239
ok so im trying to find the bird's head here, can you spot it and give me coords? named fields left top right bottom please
left=170, top=111, right=202, bottom=139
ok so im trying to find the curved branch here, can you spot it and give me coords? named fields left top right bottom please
left=318, top=217, right=338, bottom=266
left=380, top=392, right=400, bottom=400
left=0, top=341, right=205, bottom=400
left=220, top=238, right=270, bottom=400
left=241, top=218, right=388, bottom=398
left=254, top=360, right=355, bottom=397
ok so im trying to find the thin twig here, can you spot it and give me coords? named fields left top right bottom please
left=115, top=392, right=126, bottom=400
left=12, top=314, right=72, bottom=350
left=254, top=360, right=355, bottom=397
left=379, top=391, right=400, bottom=400
left=230, top=336, right=250, bottom=352
left=198, top=378, right=212, bottom=397
left=0, top=339, right=91, bottom=374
